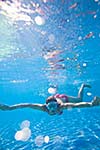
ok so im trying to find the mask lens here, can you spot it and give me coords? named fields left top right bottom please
left=47, top=102, right=58, bottom=112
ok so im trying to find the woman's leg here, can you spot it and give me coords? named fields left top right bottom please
left=77, top=84, right=91, bottom=100
left=68, top=84, right=91, bottom=103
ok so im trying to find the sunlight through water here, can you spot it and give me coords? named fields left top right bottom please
left=0, top=0, right=100, bottom=149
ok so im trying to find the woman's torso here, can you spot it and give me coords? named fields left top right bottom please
left=54, top=94, right=69, bottom=103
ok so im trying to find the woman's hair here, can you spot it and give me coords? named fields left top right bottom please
left=46, top=96, right=57, bottom=104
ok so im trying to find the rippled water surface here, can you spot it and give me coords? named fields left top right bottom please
left=0, top=0, right=100, bottom=149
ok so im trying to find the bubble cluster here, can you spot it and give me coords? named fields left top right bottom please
left=34, top=16, right=45, bottom=25
left=42, top=0, right=47, bottom=3
left=78, top=36, right=82, bottom=41
left=15, top=120, right=31, bottom=142
left=82, top=63, right=87, bottom=67
left=87, top=92, right=92, bottom=96
left=15, top=128, right=31, bottom=141
left=94, top=0, right=99, bottom=2
left=34, top=135, right=50, bottom=147
left=48, top=87, right=57, bottom=94
left=44, top=136, right=50, bottom=143
left=15, top=121, right=50, bottom=145
left=34, top=135, right=44, bottom=147
left=20, top=120, right=30, bottom=129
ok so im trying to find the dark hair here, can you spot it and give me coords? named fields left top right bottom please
left=46, top=96, right=57, bottom=104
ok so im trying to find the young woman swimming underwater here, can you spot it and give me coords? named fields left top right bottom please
left=0, top=84, right=100, bottom=115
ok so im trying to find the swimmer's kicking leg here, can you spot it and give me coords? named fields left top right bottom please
left=77, top=84, right=91, bottom=100
left=67, top=84, right=91, bottom=103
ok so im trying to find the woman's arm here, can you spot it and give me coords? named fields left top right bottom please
left=0, top=103, right=47, bottom=112
left=62, top=102, right=92, bottom=109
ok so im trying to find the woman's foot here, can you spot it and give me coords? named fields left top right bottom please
left=83, top=84, right=91, bottom=88
left=92, top=97, right=100, bottom=106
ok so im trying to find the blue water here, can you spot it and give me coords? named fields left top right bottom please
left=0, top=0, right=100, bottom=149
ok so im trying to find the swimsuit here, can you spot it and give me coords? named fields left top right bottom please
left=54, top=94, right=69, bottom=102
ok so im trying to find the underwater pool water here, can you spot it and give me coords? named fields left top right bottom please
left=0, top=0, right=100, bottom=149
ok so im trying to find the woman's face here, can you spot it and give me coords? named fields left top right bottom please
left=47, top=101, right=59, bottom=115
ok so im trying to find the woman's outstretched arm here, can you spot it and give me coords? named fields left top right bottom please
left=0, top=103, right=47, bottom=112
